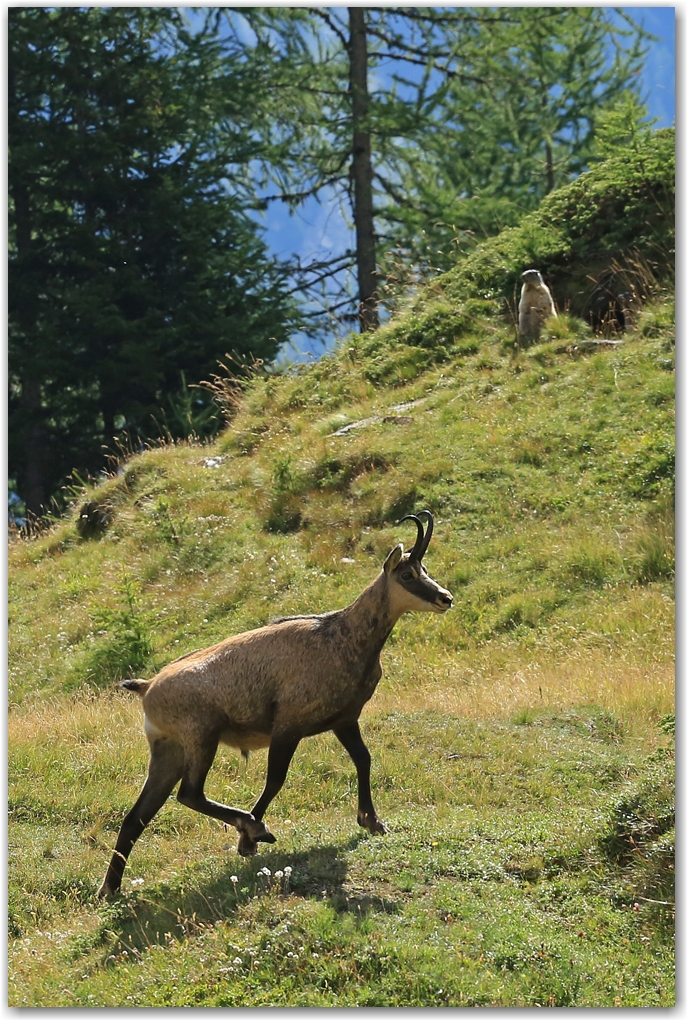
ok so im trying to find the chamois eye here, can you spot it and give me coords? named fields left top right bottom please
left=400, top=570, right=414, bottom=581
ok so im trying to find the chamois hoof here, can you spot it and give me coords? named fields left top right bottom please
left=237, top=833, right=258, bottom=857
left=358, top=812, right=388, bottom=836
left=96, top=881, right=117, bottom=899
left=237, top=819, right=276, bottom=856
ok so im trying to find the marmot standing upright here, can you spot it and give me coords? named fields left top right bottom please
left=518, top=269, right=557, bottom=341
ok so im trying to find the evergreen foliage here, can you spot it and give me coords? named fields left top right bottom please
left=9, top=7, right=298, bottom=515
left=438, top=128, right=674, bottom=313
left=222, top=7, right=650, bottom=321
left=380, top=8, right=650, bottom=263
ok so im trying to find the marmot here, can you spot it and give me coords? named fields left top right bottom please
left=518, top=269, right=557, bottom=341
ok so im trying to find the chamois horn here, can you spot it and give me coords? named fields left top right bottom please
left=399, top=509, right=434, bottom=562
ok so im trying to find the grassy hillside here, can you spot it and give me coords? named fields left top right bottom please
left=9, top=137, right=674, bottom=1006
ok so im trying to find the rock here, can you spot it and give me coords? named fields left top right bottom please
left=76, top=500, right=113, bottom=538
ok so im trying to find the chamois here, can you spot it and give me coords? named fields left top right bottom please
left=98, top=511, right=452, bottom=896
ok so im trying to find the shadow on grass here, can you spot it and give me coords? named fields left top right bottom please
left=96, top=833, right=399, bottom=964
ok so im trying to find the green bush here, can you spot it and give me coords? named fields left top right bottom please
left=600, top=756, right=674, bottom=866
left=83, top=576, right=155, bottom=684
left=626, top=504, right=674, bottom=583
left=439, top=130, right=674, bottom=311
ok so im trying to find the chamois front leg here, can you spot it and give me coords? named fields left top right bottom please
left=238, top=732, right=301, bottom=856
left=176, top=738, right=275, bottom=849
left=334, top=721, right=388, bottom=836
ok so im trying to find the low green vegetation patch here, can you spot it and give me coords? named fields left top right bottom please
left=435, top=129, right=674, bottom=318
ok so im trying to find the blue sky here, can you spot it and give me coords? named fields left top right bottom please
left=611, top=7, right=675, bottom=125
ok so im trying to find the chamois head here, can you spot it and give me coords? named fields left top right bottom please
left=383, top=510, right=453, bottom=615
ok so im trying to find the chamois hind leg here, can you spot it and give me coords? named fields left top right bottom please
left=334, top=721, right=388, bottom=835
left=176, top=736, right=275, bottom=850
left=237, top=732, right=301, bottom=857
left=98, top=737, right=185, bottom=898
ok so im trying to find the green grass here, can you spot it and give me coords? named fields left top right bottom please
left=8, top=705, right=674, bottom=1006
left=8, top=146, right=674, bottom=1004
left=9, top=300, right=674, bottom=711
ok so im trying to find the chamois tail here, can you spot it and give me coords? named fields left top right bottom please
left=119, top=678, right=150, bottom=696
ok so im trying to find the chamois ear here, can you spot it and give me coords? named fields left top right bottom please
left=383, top=544, right=404, bottom=574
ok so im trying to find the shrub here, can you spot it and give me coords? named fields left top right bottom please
left=637, top=300, right=675, bottom=338
left=512, top=439, right=547, bottom=468
left=440, top=129, right=674, bottom=310
left=148, top=497, right=188, bottom=545
left=599, top=755, right=674, bottom=866
left=626, top=504, right=674, bottom=584
left=310, top=452, right=392, bottom=493
left=625, top=436, right=675, bottom=500
left=494, top=595, right=540, bottom=632
left=76, top=499, right=114, bottom=539
left=264, top=455, right=304, bottom=533
left=84, top=576, right=155, bottom=685
left=539, top=313, right=592, bottom=344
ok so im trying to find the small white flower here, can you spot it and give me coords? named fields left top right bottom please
left=130, top=878, right=144, bottom=887
left=233, top=957, right=242, bottom=966
left=274, top=870, right=284, bottom=879
left=312, top=952, right=319, bottom=958
left=284, top=866, right=292, bottom=875
left=230, top=875, right=238, bottom=884
left=261, top=867, right=271, bottom=877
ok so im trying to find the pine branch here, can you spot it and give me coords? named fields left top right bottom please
left=299, top=295, right=358, bottom=319
left=287, top=256, right=356, bottom=294
left=259, top=170, right=349, bottom=208
left=372, top=50, right=490, bottom=86
left=371, top=8, right=556, bottom=28
left=311, top=8, right=349, bottom=51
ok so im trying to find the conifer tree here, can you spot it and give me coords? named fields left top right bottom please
left=9, top=7, right=298, bottom=515
left=222, top=7, right=647, bottom=327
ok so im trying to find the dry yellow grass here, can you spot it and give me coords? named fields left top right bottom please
left=375, top=651, right=673, bottom=732
left=10, top=640, right=672, bottom=754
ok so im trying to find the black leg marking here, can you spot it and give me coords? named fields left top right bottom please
left=237, top=733, right=301, bottom=856
left=98, top=738, right=184, bottom=897
left=334, top=721, right=387, bottom=835
left=176, top=738, right=275, bottom=850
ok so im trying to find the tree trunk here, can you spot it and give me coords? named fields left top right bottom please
left=18, top=376, right=47, bottom=518
left=545, top=141, right=555, bottom=193
left=348, top=7, right=378, bottom=332
left=9, top=156, right=48, bottom=516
